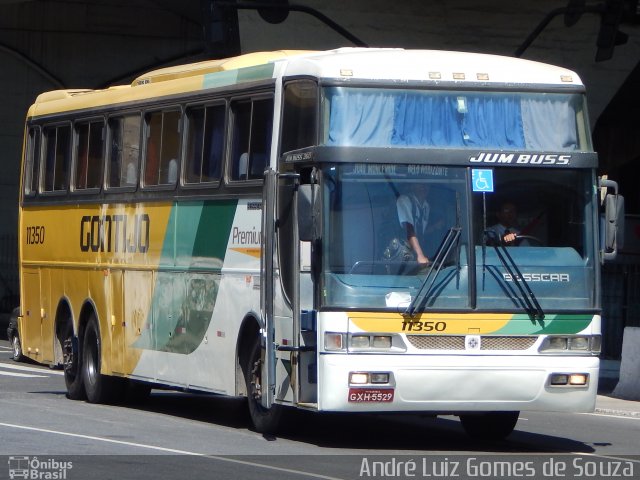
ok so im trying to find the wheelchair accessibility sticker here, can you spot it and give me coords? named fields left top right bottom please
left=472, top=169, right=494, bottom=192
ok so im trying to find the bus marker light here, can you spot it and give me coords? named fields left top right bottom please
left=349, top=372, right=369, bottom=384
left=569, top=373, right=588, bottom=385
left=370, top=373, right=390, bottom=384
left=550, top=374, right=568, bottom=385
left=324, top=333, right=345, bottom=351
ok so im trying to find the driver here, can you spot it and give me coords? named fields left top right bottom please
left=489, top=201, right=528, bottom=246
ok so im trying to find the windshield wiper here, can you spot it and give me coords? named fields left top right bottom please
left=484, top=230, right=545, bottom=324
left=405, top=227, right=461, bottom=317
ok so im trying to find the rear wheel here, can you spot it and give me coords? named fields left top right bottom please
left=460, top=411, right=519, bottom=440
left=8, top=307, right=23, bottom=362
left=82, top=315, right=124, bottom=404
left=10, top=331, right=23, bottom=362
left=62, top=322, right=85, bottom=400
left=245, top=339, right=282, bottom=434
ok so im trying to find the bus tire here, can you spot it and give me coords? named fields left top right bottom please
left=459, top=411, right=519, bottom=440
left=62, top=323, right=85, bottom=400
left=82, top=315, right=124, bottom=404
left=8, top=307, right=23, bottom=362
left=10, top=330, right=23, bottom=362
left=245, top=339, right=283, bottom=434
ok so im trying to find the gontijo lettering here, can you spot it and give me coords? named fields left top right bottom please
left=80, top=214, right=150, bottom=253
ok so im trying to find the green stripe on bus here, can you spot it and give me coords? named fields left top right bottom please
left=203, top=64, right=275, bottom=89
left=493, top=314, right=593, bottom=335
left=136, top=200, right=239, bottom=354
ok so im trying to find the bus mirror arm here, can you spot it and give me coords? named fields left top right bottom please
left=599, top=178, right=625, bottom=262
left=277, top=345, right=315, bottom=352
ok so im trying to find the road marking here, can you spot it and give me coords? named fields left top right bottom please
left=0, top=422, right=345, bottom=480
left=0, top=346, right=13, bottom=351
left=0, top=363, right=64, bottom=376
left=582, top=411, right=640, bottom=420
left=572, top=451, right=640, bottom=464
left=0, top=371, right=47, bottom=378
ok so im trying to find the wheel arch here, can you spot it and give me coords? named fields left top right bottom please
left=235, top=313, right=261, bottom=396
left=53, top=298, right=74, bottom=366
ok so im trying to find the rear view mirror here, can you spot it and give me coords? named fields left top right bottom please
left=600, top=178, right=625, bottom=262
left=297, top=184, right=319, bottom=242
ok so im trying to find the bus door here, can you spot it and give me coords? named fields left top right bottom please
left=276, top=173, right=318, bottom=406
left=260, top=168, right=277, bottom=409
left=20, top=270, right=43, bottom=360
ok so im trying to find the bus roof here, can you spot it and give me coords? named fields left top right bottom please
left=282, top=48, right=583, bottom=87
left=28, top=48, right=583, bottom=118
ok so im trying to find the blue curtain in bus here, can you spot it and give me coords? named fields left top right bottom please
left=391, top=93, right=526, bottom=148
left=326, top=89, right=578, bottom=150
left=327, top=91, right=395, bottom=146
left=521, top=96, right=578, bottom=150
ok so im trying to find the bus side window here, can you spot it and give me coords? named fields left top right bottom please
left=229, top=97, right=273, bottom=181
left=107, top=114, right=140, bottom=189
left=42, top=124, right=71, bottom=192
left=23, top=126, right=41, bottom=196
left=74, top=120, right=104, bottom=191
left=281, top=80, right=318, bottom=154
left=185, top=104, right=224, bottom=184
left=144, top=109, right=181, bottom=187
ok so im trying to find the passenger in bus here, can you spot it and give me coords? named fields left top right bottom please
left=167, top=158, right=178, bottom=184
left=396, top=183, right=432, bottom=265
left=488, top=201, right=528, bottom=245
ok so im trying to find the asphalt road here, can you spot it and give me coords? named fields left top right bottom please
left=1, top=339, right=639, bottom=480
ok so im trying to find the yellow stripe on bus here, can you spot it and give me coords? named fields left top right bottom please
left=348, top=312, right=513, bottom=334
left=229, top=247, right=262, bottom=258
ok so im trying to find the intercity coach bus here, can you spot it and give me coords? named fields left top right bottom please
left=17, top=48, right=623, bottom=439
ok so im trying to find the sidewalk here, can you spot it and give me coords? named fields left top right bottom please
left=595, top=359, right=640, bottom=417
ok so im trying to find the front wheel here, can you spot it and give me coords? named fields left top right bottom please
left=245, top=340, right=283, bottom=434
left=459, top=411, right=519, bottom=440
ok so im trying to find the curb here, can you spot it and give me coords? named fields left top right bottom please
left=594, top=408, right=640, bottom=417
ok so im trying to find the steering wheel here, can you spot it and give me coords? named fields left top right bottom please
left=513, top=234, right=543, bottom=246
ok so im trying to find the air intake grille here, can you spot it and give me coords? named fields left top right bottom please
left=406, top=335, right=538, bottom=351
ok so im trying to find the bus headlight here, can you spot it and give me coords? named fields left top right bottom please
left=351, top=335, right=370, bottom=348
left=539, top=335, right=601, bottom=354
left=372, top=336, right=392, bottom=349
left=348, top=333, right=405, bottom=352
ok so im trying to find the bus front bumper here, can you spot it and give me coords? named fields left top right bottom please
left=317, top=353, right=599, bottom=413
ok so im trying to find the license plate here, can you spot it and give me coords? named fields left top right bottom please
left=348, top=388, right=394, bottom=403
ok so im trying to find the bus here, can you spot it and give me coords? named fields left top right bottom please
left=17, top=48, right=624, bottom=439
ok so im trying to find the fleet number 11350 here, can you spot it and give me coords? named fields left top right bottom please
left=26, top=225, right=45, bottom=245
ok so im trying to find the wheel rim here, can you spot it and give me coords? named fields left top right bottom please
left=250, top=358, right=263, bottom=403
left=12, top=336, right=20, bottom=358
left=85, top=330, right=99, bottom=386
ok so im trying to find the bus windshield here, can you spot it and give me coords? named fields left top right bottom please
left=319, top=164, right=597, bottom=314
left=321, top=87, right=592, bottom=151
